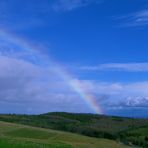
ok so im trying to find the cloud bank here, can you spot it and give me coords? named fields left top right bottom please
left=0, top=39, right=148, bottom=116
left=0, top=48, right=148, bottom=115
left=0, top=53, right=92, bottom=114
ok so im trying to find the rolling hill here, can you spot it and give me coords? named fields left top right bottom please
left=0, top=121, right=132, bottom=148
left=0, top=112, right=148, bottom=147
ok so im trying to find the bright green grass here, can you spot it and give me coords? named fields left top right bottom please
left=0, top=121, right=133, bottom=148
left=6, top=128, right=56, bottom=139
left=0, top=138, right=71, bottom=148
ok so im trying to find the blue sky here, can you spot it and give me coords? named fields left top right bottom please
left=0, top=0, right=148, bottom=117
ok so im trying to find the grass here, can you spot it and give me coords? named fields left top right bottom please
left=0, top=139, right=71, bottom=148
left=0, top=112, right=148, bottom=134
left=0, top=139, right=68, bottom=148
left=0, top=121, right=132, bottom=148
left=6, top=128, right=55, bottom=139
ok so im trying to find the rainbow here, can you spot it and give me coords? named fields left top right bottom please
left=0, top=28, right=103, bottom=114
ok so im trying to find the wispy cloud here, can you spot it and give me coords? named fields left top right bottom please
left=52, top=0, right=103, bottom=11
left=80, top=63, right=148, bottom=72
left=116, top=9, right=148, bottom=27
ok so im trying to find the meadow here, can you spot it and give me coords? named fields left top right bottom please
left=0, top=112, right=148, bottom=148
left=0, top=121, right=132, bottom=148
left=0, top=112, right=148, bottom=147
left=0, top=112, right=148, bottom=134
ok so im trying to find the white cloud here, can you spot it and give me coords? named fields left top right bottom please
left=121, top=96, right=148, bottom=107
left=76, top=80, right=148, bottom=108
left=0, top=42, right=97, bottom=113
left=79, top=81, right=148, bottom=96
left=80, top=63, right=148, bottom=72
left=0, top=36, right=97, bottom=113
left=52, top=0, right=103, bottom=11
left=0, top=50, right=94, bottom=113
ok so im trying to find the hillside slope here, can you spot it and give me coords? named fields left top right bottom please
left=0, top=112, right=148, bottom=139
left=0, top=121, right=132, bottom=148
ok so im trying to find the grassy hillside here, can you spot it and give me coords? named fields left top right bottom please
left=0, top=112, right=148, bottom=137
left=0, top=112, right=148, bottom=147
left=0, top=121, right=132, bottom=148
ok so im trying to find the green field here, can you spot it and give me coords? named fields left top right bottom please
left=0, top=112, right=148, bottom=147
left=0, top=112, right=148, bottom=138
left=0, top=121, right=133, bottom=148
